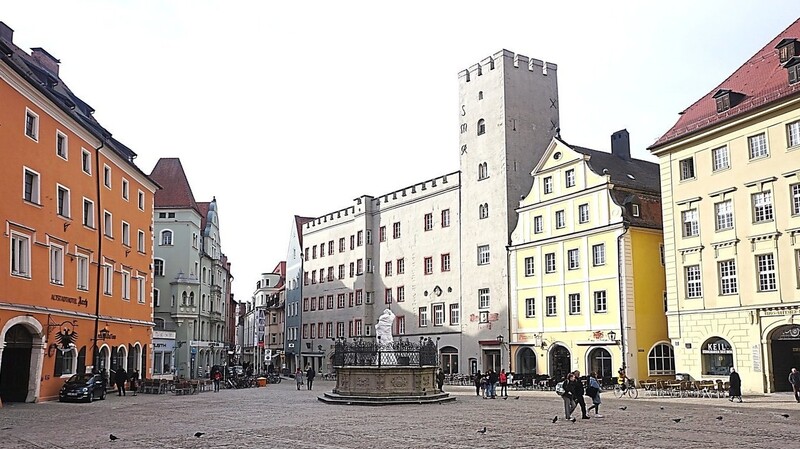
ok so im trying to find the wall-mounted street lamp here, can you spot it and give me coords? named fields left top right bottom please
left=608, top=330, right=617, bottom=343
left=496, top=334, right=504, bottom=345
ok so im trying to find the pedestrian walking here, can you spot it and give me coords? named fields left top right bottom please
left=572, top=370, right=590, bottom=419
left=789, top=367, right=800, bottom=403
left=561, top=372, right=578, bottom=421
left=129, top=369, right=139, bottom=396
left=487, top=368, right=499, bottom=399
left=728, top=367, right=742, bottom=403
left=436, top=368, right=445, bottom=393
left=474, top=370, right=482, bottom=396
left=499, top=369, right=508, bottom=398
left=585, top=371, right=603, bottom=417
left=114, top=367, right=127, bottom=396
left=213, top=370, right=222, bottom=392
left=295, top=368, right=304, bottom=390
left=306, top=366, right=316, bottom=391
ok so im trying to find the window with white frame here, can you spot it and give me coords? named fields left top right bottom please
left=477, top=119, right=486, bottom=136
left=594, top=291, right=607, bottom=313
left=136, top=276, right=145, bottom=303
left=104, top=211, right=112, bottom=237
left=711, top=146, right=730, bottom=171
left=396, top=316, right=406, bottom=335
left=718, top=259, right=738, bottom=295
left=366, top=229, right=372, bottom=244
left=397, top=285, right=405, bottom=302
left=479, top=203, right=489, bottom=219
left=555, top=210, right=565, bottom=229
left=478, top=288, right=490, bottom=309
left=103, top=165, right=111, bottom=188
left=357, top=230, right=363, bottom=246
left=578, top=204, right=589, bottom=223
left=384, top=288, right=393, bottom=304
left=121, top=179, right=129, bottom=201
left=543, top=176, right=553, bottom=194
left=565, top=169, right=575, bottom=187
left=76, top=254, right=89, bottom=290
left=433, top=303, right=445, bottom=326
left=23, top=168, right=40, bottom=203
left=788, top=120, right=800, bottom=147
left=56, top=185, right=70, bottom=218
left=545, top=253, right=556, bottom=273
left=160, top=230, right=173, bottom=246
left=153, top=259, right=164, bottom=277
left=567, top=249, right=579, bottom=270
left=337, top=322, right=345, bottom=338
left=757, top=254, right=777, bottom=291
left=81, top=149, right=91, bottom=174
left=569, top=293, right=581, bottom=315
left=24, top=108, right=38, bottom=140
left=153, top=288, right=160, bottom=307
left=138, top=190, right=144, bottom=210
left=748, top=133, right=768, bottom=159
left=393, top=222, right=401, bottom=239
left=366, top=258, right=373, bottom=273
left=679, top=157, right=695, bottom=180
left=424, top=213, right=433, bottom=231
left=648, top=343, right=676, bottom=376
left=121, top=222, right=130, bottom=246
left=546, top=296, right=557, bottom=316
left=534, top=216, right=543, bottom=233
left=82, top=198, right=94, bottom=227
left=50, top=244, right=64, bottom=285
left=441, top=253, right=451, bottom=271
left=121, top=271, right=130, bottom=300
left=524, top=256, right=534, bottom=276
left=525, top=298, right=536, bottom=317
left=138, top=230, right=145, bottom=252
left=103, top=264, right=113, bottom=295
left=685, top=265, right=702, bottom=298
left=592, top=244, right=605, bottom=266
left=682, top=209, right=699, bottom=237
left=424, top=257, right=433, bottom=275
left=419, top=307, right=428, bottom=327
left=384, top=261, right=392, bottom=277
left=752, top=191, right=774, bottom=222
left=442, top=209, right=451, bottom=227
left=793, top=183, right=800, bottom=215
left=632, top=204, right=640, bottom=217
left=478, top=162, right=488, bottom=180
left=56, top=131, right=68, bottom=159
left=715, top=200, right=733, bottom=230
left=449, top=303, right=459, bottom=325
left=477, top=245, right=490, bottom=265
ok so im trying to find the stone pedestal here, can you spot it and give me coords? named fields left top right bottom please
left=318, top=366, right=455, bottom=405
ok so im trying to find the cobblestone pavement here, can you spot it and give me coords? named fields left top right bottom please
left=2, top=381, right=800, bottom=448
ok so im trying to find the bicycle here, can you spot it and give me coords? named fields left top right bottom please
left=613, top=378, right=639, bottom=399
left=267, top=373, right=281, bottom=384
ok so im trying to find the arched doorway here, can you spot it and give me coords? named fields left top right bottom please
left=440, top=346, right=459, bottom=374
left=98, top=346, right=110, bottom=372
left=0, top=324, right=34, bottom=402
left=516, top=347, right=536, bottom=374
left=770, top=325, right=800, bottom=392
left=549, top=345, right=571, bottom=380
left=701, top=336, right=733, bottom=377
left=587, top=347, right=613, bottom=379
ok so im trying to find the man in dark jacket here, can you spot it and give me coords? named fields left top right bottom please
left=562, top=372, right=579, bottom=421
left=306, top=366, right=316, bottom=391
left=436, top=368, right=445, bottom=393
left=790, top=368, right=800, bottom=403
left=114, top=367, right=128, bottom=396
left=572, top=370, right=590, bottom=419
left=487, top=369, right=499, bottom=399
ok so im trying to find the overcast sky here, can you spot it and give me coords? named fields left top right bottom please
left=3, top=1, right=799, bottom=302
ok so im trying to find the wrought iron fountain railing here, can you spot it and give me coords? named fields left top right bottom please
left=332, top=337, right=438, bottom=367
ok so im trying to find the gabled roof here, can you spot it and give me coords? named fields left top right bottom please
left=651, top=18, right=800, bottom=149
left=149, top=158, right=199, bottom=212
left=294, top=215, right=314, bottom=245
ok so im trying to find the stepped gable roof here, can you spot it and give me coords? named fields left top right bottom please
left=651, top=18, right=800, bottom=149
left=149, top=158, right=199, bottom=212
left=0, top=23, right=156, bottom=184
left=564, top=141, right=660, bottom=193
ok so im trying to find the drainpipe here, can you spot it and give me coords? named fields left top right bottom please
left=92, top=137, right=107, bottom=371
left=616, top=220, right=630, bottom=372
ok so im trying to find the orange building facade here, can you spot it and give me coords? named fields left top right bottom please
left=0, top=22, right=158, bottom=403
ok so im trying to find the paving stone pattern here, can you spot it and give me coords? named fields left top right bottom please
left=1, top=381, right=800, bottom=448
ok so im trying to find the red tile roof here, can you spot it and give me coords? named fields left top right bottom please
left=197, top=201, right=210, bottom=231
left=294, top=215, right=314, bottom=245
left=150, top=158, right=199, bottom=212
left=650, top=18, right=800, bottom=150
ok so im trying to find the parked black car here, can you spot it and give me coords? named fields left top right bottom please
left=59, top=373, right=106, bottom=402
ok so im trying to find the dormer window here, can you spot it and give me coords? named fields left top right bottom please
left=776, top=38, right=800, bottom=64
left=784, top=57, right=800, bottom=85
left=713, top=89, right=744, bottom=113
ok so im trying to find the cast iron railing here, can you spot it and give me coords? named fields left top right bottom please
left=332, top=337, right=438, bottom=367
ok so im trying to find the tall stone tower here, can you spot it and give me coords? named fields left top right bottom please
left=458, top=50, right=559, bottom=374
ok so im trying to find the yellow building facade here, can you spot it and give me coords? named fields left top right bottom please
left=510, top=133, right=669, bottom=384
left=649, top=20, right=800, bottom=394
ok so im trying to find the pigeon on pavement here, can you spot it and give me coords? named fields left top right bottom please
left=477, top=427, right=487, bottom=434
left=110, top=434, right=119, bottom=441
left=552, top=416, right=558, bottom=423
left=716, top=416, right=723, bottom=421
left=619, top=406, right=627, bottom=411
left=780, top=414, right=790, bottom=418
left=194, top=432, right=205, bottom=438
left=672, top=418, right=682, bottom=423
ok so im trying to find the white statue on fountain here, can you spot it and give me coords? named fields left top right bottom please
left=375, top=308, right=396, bottom=347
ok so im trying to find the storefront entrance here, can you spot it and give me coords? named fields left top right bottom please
left=550, top=345, right=571, bottom=380
left=771, top=325, right=800, bottom=392
left=516, top=347, right=536, bottom=374
left=0, top=324, right=33, bottom=402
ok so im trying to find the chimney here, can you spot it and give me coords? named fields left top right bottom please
left=0, top=22, right=13, bottom=42
left=30, top=47, right=60, bottom=76
left=611, top=129, right=630, bottom=160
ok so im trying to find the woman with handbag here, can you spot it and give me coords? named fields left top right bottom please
left=586, top=371, right=603, bottom=417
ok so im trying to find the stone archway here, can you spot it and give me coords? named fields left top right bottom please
left=549, top=345, right=571, bottom=380
left=516, top=347, right=536, bottom=374
left=769, top=325, right=800, bottom=392
left=0, top=316, right=44, bottom=403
